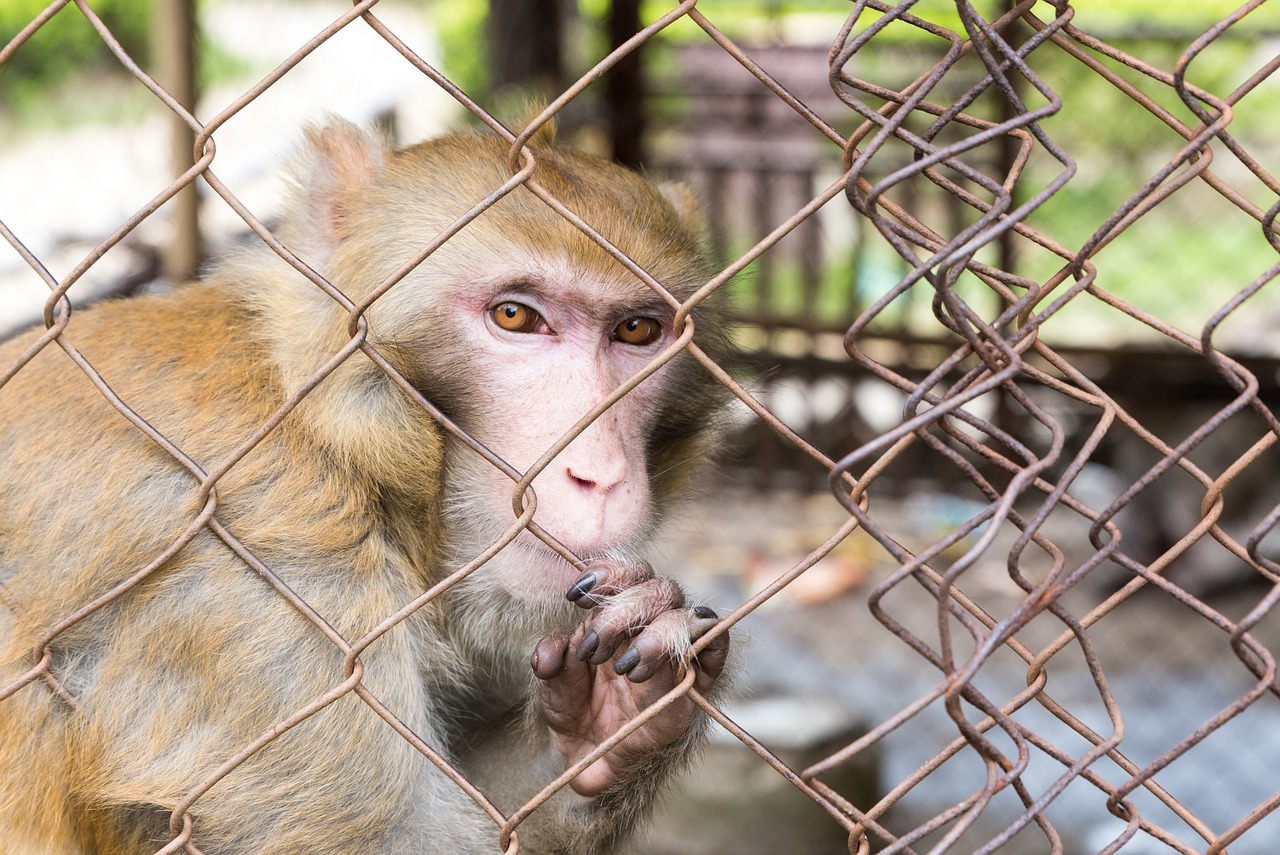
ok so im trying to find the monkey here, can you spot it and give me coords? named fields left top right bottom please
left=0, top=118, right=732, bottom=854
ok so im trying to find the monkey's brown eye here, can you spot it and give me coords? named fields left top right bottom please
left=613, top=317, right=661, bottom=346
left=492, top=302, right=543, bottom=334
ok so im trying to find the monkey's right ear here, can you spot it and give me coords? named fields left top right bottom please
left=659, top=182, right=705, bottom=238
left=288, top=119, right=386, bottom=265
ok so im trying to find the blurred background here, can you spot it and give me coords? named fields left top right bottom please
left=5, top=2, right=1280, bottom=852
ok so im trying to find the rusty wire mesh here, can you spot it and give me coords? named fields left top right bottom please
left=4, top=0, right=1280, bottom=853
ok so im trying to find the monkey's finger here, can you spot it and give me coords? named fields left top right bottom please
left=690, top=609, right=731, bottom=692
left=613, top=607, right=728, bottom=686
left=575, top=577, right=684, bottom=666
left=565, top=557, right=654, bottom=609
left=535, top=631, right=599, bottom=731
left=610, top=609, right=693, bottom=683
left=531, top=633, right=571, bottom=681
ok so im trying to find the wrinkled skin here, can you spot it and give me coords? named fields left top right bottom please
left=534, top=558, right=729, bottom=796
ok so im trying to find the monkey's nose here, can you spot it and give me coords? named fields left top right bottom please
left=565, top=461, right=628, bottom=496
left=569, top=473, right=598, bottom=492
left=567, top=472, right=615, bottom=496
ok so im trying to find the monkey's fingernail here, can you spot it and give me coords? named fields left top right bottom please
left=613, top=647, right=641, bottom=675
left=693, top=606, right=719, bottom=619
left=577, top=630, right=600, bottom=661
left=567, top=572, right=599, bottom=602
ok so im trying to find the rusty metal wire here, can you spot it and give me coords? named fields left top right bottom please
left=4, top=0, right=1280, bottom=853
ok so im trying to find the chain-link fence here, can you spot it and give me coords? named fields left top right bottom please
left=4, top=1, right=1280, bottom=853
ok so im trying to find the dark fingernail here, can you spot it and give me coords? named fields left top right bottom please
left=589, top=643, right=615, bottom=666
left=577, top=630, right=600, bottom=661
left=614, top=647, right=641, bottom=675
left=567, top=571, right=599, bottom=602
left=694, top=606, right=719, bottom=619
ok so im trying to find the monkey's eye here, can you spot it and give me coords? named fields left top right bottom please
left=613, top=317, right=662, bottom=346
left=491, top=302, right=545, bottom=334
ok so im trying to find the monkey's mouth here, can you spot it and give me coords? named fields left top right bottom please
left=495, top=533, right=593, bottom=591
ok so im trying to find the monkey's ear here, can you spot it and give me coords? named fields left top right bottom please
left=516, top=102, right=557, bottom=147
left=658, top=182, right=705, bottom=237
left=289, top=119, right=386, bottom=264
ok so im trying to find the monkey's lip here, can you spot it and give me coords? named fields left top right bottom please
left=504, top=535, right=603, bottom=585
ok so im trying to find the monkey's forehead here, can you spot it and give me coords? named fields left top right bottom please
left=368, top=190, right=710, bottom=298
left=386, top=135, right=700, bottom=247
left=396, top=132, right=651, bottom=194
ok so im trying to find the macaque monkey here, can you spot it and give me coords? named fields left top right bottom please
left=0, top=119, right=731, bottom=854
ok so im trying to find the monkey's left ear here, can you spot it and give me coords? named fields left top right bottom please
left=659, top=182, right=705, bottom=237
left=290, top=119, right=386, bottom=264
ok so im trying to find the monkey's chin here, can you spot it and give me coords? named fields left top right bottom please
left=489, top=539, right=591, bottom=603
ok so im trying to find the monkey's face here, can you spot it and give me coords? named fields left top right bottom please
left=301, top=130, right=719, bottom=603
left=430, top=251, right=681, bottom=601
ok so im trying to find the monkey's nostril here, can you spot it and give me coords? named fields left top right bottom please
left=567, top=466, right=621, bottom=495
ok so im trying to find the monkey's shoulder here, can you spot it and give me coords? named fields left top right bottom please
left=2, top=282, right=273, bottom=417
left=0, top=281, right=300, bottom=509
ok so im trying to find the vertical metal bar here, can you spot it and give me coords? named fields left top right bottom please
left=706, top=166, right=728, bottom=265
left=151, top=0, right=200, bottom=282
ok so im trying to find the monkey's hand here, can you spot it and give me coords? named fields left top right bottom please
left=530, top=558, right=729, bottom=797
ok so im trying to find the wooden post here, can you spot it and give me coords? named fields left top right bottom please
left=487, top=0, right=565, bottom=95
left=605, top=0, right=646, bottom=169
left=151, top=0, right=200, bottom=282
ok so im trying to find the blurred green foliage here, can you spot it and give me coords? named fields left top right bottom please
left=429, top=0, right=490, bottom=98
left=0, top=0, right=151, bottom=107
left=1, top=0, right=249, bottom=133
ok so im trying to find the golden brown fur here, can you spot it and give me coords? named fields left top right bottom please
left=0, top=122, right=730, bottom=854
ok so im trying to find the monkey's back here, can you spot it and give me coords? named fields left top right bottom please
left=0, top=284, right=284, bottom=623
left=0, top=284, right=446, bottom=853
